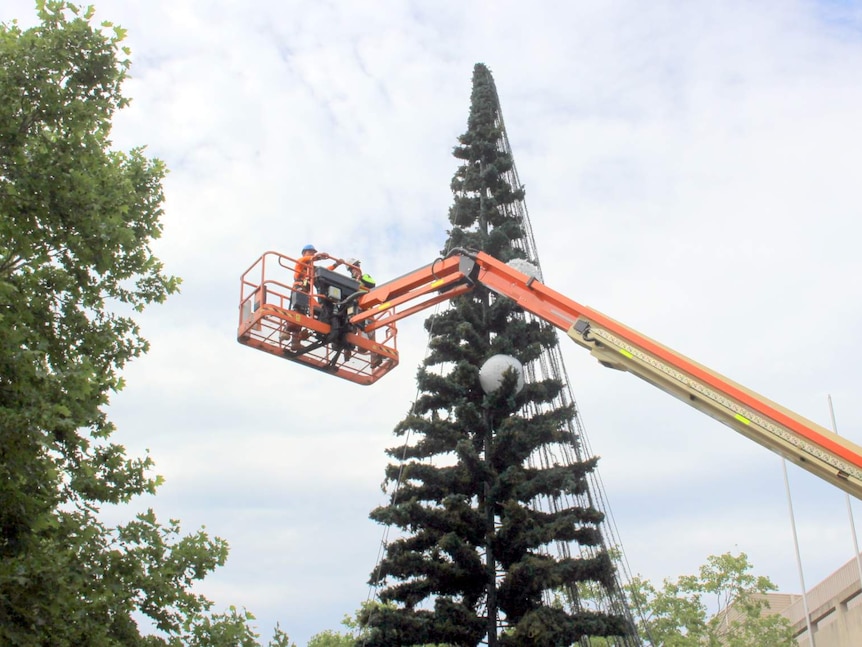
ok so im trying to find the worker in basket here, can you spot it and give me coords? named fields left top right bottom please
left=344, top=257, right=376, bottom=291
left=340, top=258, right=380, bottom=366
left=283, top=243, right=319, bottom=350
left=294, top=244, right=318, bottom=292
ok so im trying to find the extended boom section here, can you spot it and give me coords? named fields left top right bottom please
left=352, top=249, right=862, bottom=499
left=238, top=247, right=862, bottom=497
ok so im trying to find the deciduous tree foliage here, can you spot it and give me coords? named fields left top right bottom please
left=360, top=63, right=630, bottom=647
left=627, top=552, right=795, bottom=647
left=0, top=3, right=284, bottom=645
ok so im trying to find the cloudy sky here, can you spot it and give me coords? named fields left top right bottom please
left=7, top=0, right=862, bottom=643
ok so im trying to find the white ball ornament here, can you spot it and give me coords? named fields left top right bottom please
left=479, top=354, right=525, bottom=395
left=507, top=258, right=540, bottom=280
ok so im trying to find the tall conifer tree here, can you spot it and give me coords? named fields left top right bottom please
left=360, top=65, right=636, bottom=646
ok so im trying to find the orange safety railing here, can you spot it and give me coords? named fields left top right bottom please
left=237, top=251, right=399, bottom=385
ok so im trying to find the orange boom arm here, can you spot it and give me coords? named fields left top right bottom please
left=238, top=248, right=862, bottom=498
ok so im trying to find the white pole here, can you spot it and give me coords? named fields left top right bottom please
left=827, top=395, right=862, bottom=589
left=783, top=459, right=816, bottom=646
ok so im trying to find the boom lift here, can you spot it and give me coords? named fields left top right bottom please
left=238, top=247, right=862, bottom=499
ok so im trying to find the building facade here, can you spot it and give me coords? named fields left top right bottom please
left=765, top=554, right=862, bottom=646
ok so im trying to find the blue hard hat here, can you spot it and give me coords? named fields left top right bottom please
left=302, top=244, right=316, bottom=253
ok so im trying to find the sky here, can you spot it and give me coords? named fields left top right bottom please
left=5, top=0, right=862, bottom=643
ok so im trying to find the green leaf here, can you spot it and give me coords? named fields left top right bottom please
left=0, top=4, right=267, bottom=645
